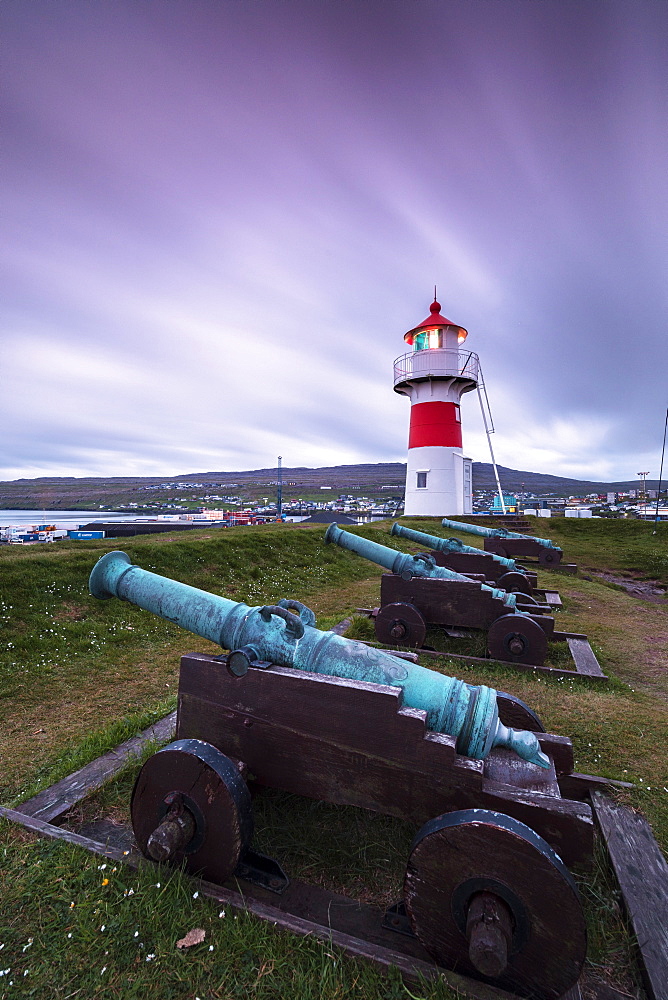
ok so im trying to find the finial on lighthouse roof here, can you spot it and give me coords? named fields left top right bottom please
left=404, top=294, right=468, bottom=345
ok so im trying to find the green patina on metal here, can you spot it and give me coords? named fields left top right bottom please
left=390, top=522, right=519, bottom=571
left=89, top=550, right=549, bottom=769
left=441, top=517, right=561, bottom=552
left=324, top=522, right=523, bottom=612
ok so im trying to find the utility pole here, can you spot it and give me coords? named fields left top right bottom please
left=277, top=456, right=283, bottom=522
left=653, top=407, right=668, bottom=534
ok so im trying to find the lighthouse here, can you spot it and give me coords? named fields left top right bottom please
left=394, top=297, right=479, bottom=516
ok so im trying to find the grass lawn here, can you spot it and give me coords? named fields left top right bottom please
left=0, top=518, right=666, bottom=998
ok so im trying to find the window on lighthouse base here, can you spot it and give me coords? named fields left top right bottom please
left=417, top=472, right=428, bottom=489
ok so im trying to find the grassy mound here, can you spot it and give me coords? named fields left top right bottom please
left=1, top=518, right=666, bottom=998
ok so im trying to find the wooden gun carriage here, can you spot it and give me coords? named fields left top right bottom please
left=325, top=523, right=558, bottom=665
left=391, top=522, right=542, bottom=597
left=133, top=651, right=595, bottom=1000
left=441, top=519, right=572, bottom=571
left=84, top=549, right=602, bottom=999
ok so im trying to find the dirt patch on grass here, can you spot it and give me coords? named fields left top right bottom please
left=54, top=601, right=89, bottom=621
left=592, top=571, right=668, bottom=602
left=549, top=577, right=668, bottom=702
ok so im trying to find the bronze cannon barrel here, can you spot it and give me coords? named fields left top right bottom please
left=89, top=550, right=548, bottom=768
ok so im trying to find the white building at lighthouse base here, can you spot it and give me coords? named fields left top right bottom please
left=405, top=446, right=473, bottom=517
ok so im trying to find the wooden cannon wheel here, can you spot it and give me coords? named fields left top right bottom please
left=375, top=602, right=427, bottom=648
left=131, top=739, right=253, bottom=884
left=495, top=571, right=533, bottom=596
left=538, top=547, right=563, bottom=567
left=404, top=809, right=586, bottom=999
left=495, top=691, right=545, bottom=733
left=487, top=614, right=548, bottom=665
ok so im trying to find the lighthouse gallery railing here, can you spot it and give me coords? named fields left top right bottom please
left=393, top=348, right=479, bottom=388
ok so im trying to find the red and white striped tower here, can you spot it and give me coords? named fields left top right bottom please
left=394, top=297, right=479, bottom=516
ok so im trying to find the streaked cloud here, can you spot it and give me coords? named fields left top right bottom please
left=2, top=0, right=666, bottom=483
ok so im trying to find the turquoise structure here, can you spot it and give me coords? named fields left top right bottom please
left=89, top=550, right=548, bottom=768
left=324, top=522, right=524, bottom=612
left=492, top=493, right=518, bottom=513
left=390, top=522, right=520, bottom=571
left=441, top=517, right=561, bottom=554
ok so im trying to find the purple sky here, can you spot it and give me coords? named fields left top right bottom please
left=2, top=0, right=667, bottom=483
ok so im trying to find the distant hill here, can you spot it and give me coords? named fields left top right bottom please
left=0, top=462, right=658, bottom=511
left=470, top=464, right=659, bottom=495
left=138, top=461, right=660, bottom=494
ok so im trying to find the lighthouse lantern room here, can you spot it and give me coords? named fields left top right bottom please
left=394, top=298, right=479, bottom=516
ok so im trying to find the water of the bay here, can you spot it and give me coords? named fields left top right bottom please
left=0, top=510, right=138, bottom=527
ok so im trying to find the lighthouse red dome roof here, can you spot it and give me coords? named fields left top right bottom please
left=420, top=299, right=453, bottom=327
left=404, top=298, right=468, bottom=345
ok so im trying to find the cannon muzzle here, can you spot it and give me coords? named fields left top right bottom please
left=89, top=550, right=548, bottom=768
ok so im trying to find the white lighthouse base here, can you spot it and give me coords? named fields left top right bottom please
left=404, top=447, right=472, bottom=517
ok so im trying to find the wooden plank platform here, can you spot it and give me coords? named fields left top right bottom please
left=0, top=803, right=526, bottom=1000
left=543, top=590, right=563, bottom=608
left=566, top=638, right=606, bottom=678
left=353, top=616, right=608, bottom=682
left=553, top=563, right=578, bottom=575
left=591, top=792, right=668, bottom=1000
left=0, top=721, right=638, bottom=1000
left=18, top=712, right=177, bottom=823
left=505, top=561, right=578, bottom=575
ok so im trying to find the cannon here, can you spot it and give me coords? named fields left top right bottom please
left=390, top=522, right=539, bottom=596
left=441, top=518, right=564, bottom=567
left=325, top=523, right=555, bottom=665
left=89, top=550, right=592, bottom=999
left=89, top=550, right=546, bottom=768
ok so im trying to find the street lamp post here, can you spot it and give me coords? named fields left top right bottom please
left=637, top=471, right=650, bottom=514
